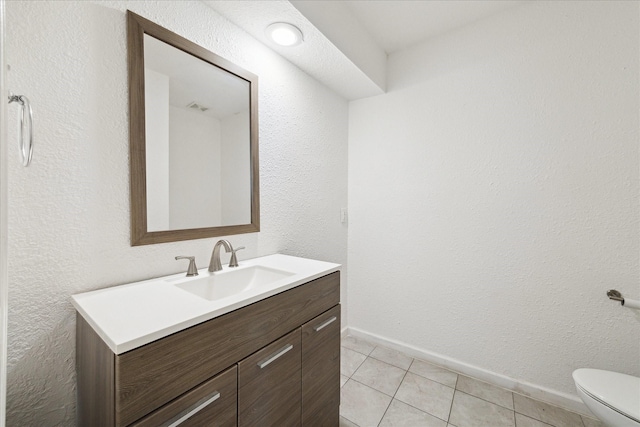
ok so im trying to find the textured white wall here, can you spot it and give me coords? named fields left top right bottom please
left=0, top=0, right=8, bottom=422
left=349, top=0, right=639, bottom=407
left=169, top=106, right=222, bottom=229
left=145, top=68, right=170, bottom=231
left=221, top=110, right=251, bottom=225
left=5, top=1, right=348, bottom=425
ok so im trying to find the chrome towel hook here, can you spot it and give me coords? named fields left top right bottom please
left=8, top=92, right=33, bottom=167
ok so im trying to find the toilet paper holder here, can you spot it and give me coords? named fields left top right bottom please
left=607, top=289, right=640, bottom=310
left=607, top=289, right=624, bottom=303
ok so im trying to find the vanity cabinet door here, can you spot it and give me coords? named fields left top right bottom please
left=237, top=328, right=302, bottom=427
left=130, top=365, right=237, bottom=427
left=301, top=305, right=341, bottom=426
left=115, top=272, right=339, bottom=426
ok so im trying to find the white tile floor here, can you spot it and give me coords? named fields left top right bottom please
left=339, top=336, right=605, bottom=427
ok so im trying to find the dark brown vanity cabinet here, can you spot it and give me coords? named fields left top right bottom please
left=131, top=366, right=238, bottom=427
left=236, top=303, right=341, bottom=427
left=76, top=271, right=340, bottom=427
left=238, top=329, right=302, bottom=426
left=302, top=304, right=341, bottom=426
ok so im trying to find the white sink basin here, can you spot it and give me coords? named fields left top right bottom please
left=174, top=266, right=295, bottom=301
left=71, top=254, right=340, bottom=354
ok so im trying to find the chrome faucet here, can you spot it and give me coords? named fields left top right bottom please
left=229, top=246, right=245, bottom=268
left=209, top=239, right=232, bottom=272
left=175, top=256, right=198, bottom=276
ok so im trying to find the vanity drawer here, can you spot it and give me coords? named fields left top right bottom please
left=115, top=271, right=339, bottom=426
left=131, top=365, right=237, bottom=427
left=238, top=328, right=301, bottom=426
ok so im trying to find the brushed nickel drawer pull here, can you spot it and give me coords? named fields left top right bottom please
left=257, top=344, right=293, bottom=369
left=314, top=316, right=337, bottom=332
left=165, top=391, right=220, bottom=427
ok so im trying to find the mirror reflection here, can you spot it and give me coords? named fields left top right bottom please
left=144, top=34, right=251, bottom=231
left=128, top=11, right=259, bottom=246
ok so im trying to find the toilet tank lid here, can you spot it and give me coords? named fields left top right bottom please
left=573, top=368, right=640, bottom=421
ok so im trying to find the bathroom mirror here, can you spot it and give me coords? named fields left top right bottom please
left=127, top=11, right=259, bottom=246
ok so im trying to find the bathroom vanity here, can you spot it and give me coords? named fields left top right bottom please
left=73, top=255, right=340, bottom=426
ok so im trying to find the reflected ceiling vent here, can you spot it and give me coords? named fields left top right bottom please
left=186, top=101, right=210, bottom=112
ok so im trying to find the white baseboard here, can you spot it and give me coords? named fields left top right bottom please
left=344, top=326, right=593, bottom=418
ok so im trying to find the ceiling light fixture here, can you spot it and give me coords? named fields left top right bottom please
left=265, top=22, right=303, bottom=47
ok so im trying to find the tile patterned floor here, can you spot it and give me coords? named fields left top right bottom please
left=339, top=336, right=605, bottom=427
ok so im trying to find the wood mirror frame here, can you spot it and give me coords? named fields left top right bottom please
left=127, top=11, right=259, bottom=246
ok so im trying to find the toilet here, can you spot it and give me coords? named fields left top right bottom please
left=573, top=368, right=640, bottom=427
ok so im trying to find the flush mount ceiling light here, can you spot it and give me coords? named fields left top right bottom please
left=265, top=22, right=303, bottom=47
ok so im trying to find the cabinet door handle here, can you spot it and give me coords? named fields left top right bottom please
left=257, top=344, right=293, bottom=369
left=164, top=391, right=220, bottom=427
left=313, top=316, right=337, bottom=332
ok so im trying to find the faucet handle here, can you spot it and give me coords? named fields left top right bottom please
left=175, top=256, right=199, bottom=276
left=229, top=246, right=245, bottom=268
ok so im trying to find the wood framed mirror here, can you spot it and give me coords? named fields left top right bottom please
left=127, top=11, right=259, bottom=246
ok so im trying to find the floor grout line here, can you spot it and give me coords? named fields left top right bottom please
left=452, top=387, right=515, bottom=412
left=386, top=374, right=452, bottom=424
left=375, top=352, right=412, bottom=427
left=342, top=337, right=600, bottom=427
left=344, top=353, right=458, bottom=425
left=447, top=375, right=460, bottom=423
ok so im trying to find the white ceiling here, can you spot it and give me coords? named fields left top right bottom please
left=206, top=0, right=384, bottom=100
left=343, top=0, right=524, bottom=54
left=145, top=34, right=249, bottom=118
left=206, top=1, right=527, bottom=100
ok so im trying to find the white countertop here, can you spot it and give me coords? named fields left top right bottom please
left=71, top=254, right=341, bottom=354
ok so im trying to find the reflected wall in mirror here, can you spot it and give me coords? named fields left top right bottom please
left=128, top=11, right=259, bottom=246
